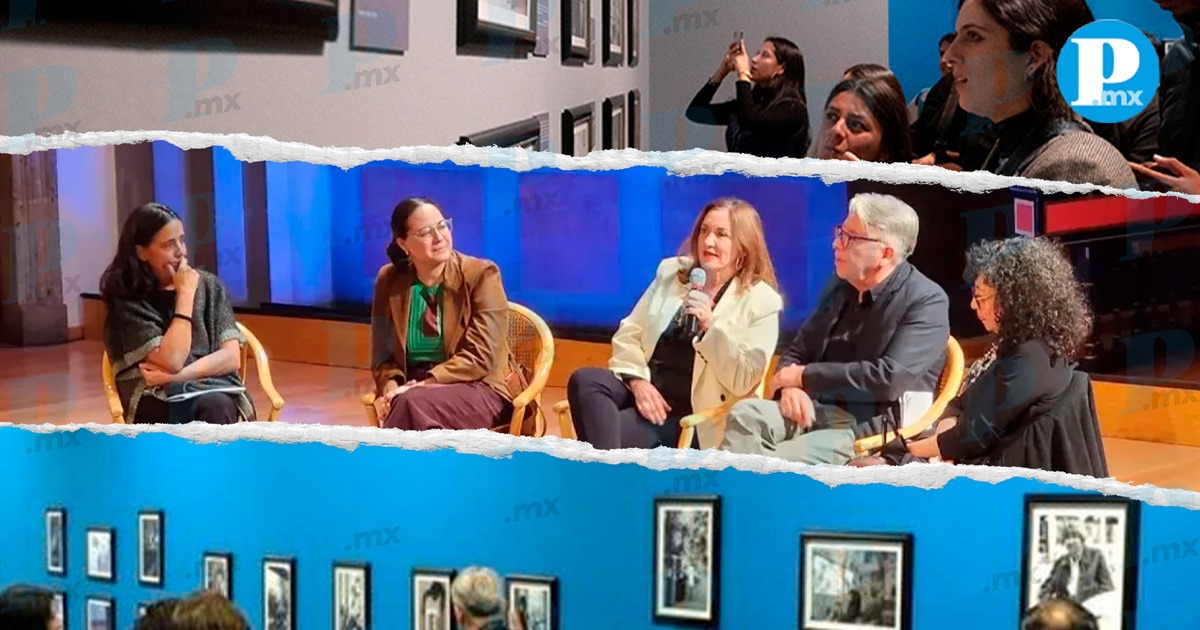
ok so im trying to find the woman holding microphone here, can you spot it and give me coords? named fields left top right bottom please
left=686, top=34, right=811, bottom=159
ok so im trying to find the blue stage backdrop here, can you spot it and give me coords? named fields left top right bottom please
left=181, top=149, right=845, bottom=333
left=2, top=428, right=1196, bottom=629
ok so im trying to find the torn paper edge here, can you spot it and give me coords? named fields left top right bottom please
left=3, top=130, right=1198, bottom=202
left=6, top=422, right=1199, bottom=511
left=4, top=131, right=1198, bottom=508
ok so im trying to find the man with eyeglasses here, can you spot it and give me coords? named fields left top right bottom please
left=719, top=193, right=950, bottom=465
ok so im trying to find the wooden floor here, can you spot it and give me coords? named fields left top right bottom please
left=3, top=340, right=1199, bottom=492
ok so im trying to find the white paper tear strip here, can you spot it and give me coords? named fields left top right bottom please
left=4, top=422, right=1198, bottom=510
left=2, top=130, right=1197, bottom=202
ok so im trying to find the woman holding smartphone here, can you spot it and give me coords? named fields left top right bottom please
left=686, top=32, right=810, bottom=159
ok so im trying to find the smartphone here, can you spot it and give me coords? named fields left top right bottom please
left=733, top=30, right=743, bottom=43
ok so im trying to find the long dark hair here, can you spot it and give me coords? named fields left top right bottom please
left=964, top=0, right=1094, bottom=124
left=385, top=197, right=440, bottom=268
left=825, top=76, right=913, bottom=162
left=100, top=202, right=181, bottom=304
left=761, top=36, right=807, bottom=108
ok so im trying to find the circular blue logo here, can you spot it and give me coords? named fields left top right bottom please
left=1057, top=19, right=1160, bottom=124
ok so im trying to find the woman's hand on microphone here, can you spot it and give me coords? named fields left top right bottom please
left=684, top=289, right=715, bottom=333
left=628, top=378, right=672, bottom=425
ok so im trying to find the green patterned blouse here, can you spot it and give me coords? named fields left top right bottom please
left=407, top=283, right=446, bottom=365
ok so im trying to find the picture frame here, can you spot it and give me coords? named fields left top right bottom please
left=51, top=592, right=65, bottom=628
left=46, top=507, right=66, bottom=575
left=1021, top=495, right=1140, bottom=630
left=203, top=552, right=233, bottom=599
left=560, top=0, right=590, bottom=64
left=561, top=104, right=594, bottom=157
left=412, top=567, right=456, bottom=630
left=458, top=117, right=542, bottom=151
left=138, top=510, right=164, bottom=587
left=507, top=574, right=558, bottom=630
left=333, top=561, right=371, bottom=630
left=626, top=0, right=638, bottom=66
left=798, top=532, right=914, bottom=630
left=350, top=0, right=411, bottom=55
left=458, top=0, right=538, bottom=50
left=601, top=0, right=624, bottom=66
left=602, top=93, right=627, bottom=150
left=627, top=89, right=641, bottom=150
left=263, top=556, right=297, bottom=630
left=652, top=495, right=720, bottom=625
left=85, top=596, right=113, bottom=630
left=86, top=527, right=115, bottom=582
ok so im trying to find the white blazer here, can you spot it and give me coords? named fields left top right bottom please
left=609, top=256, right=783, bottom=449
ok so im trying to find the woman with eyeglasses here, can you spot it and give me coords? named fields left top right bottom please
left=565, top=198, right=783, bottom=451
left=942, top=0, right=1135, bottom=188
left=369, top=197, right=526, bottom=431
left=900, top=236, right=1094, bottom=467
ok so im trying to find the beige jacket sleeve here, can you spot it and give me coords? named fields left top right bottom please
left=693, top=283, right=783, bottom=397
left=608, top=258, right=682, bottom=381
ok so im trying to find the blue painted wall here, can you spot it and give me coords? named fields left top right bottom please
left=887, top=0, right=1185, bottom=107
left=1, top=429, right=1196, bottom=629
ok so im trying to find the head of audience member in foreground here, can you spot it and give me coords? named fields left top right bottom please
left=387, top=197, right=454, bottom=273
left=964, top=236, right=1091, bottom=363
left=817, top=76, right=913, bottom=163
left=0, top=585, right=60, bottom=630
left=451, top=567, right=507, bottom=629
left=842, top=63, right=892, bottom=82
left=134, top=599, right=180, bottom=630
left=676, top=197, right=779, bottom=294
left=832, top=194, right=919, bottom=295
left=945, top=0, right=1093, bottom=125
left=1021, top=598, right=1099, bottom=630
left=169, top=591, right=250, bottom=630
left=100, top=202, right=186, bottom=304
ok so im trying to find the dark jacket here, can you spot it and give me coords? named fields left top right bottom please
left=1159, top=20, right=1199, bottom=170
left=778, top=262, right=950, bottom=437
left=980, top=111, right=1137, bottom=189
left=1039, top=546, right=1115, bottom=604
left=686, top=80, right=810, bottom=158
left=910, top=73, right=996, bottom=172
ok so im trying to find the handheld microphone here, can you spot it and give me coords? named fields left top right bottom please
left=683, top=267, right=707, bottom=338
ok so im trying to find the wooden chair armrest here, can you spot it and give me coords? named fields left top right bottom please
left=361, top=392, right=380, bottom=428
left=104, top=389, right=125, bottom=424
left=852, top=398, right=954, bottom=456
left=552, top=400, right=575, bottom=440
left=676, top=401, right=738, bottom=449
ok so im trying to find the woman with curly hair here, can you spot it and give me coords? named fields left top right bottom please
left=904, top=235, right=1092, bottom=464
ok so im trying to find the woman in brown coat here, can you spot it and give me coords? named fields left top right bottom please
left=370, top=197, right=520, bottom=430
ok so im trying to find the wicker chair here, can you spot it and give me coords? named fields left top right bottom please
left=361, top=302, right=554, bottom=436
left=101, top=322, right=285, bottom=423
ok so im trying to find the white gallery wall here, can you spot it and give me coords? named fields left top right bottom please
left=0, top=0, right=649, bottom=152
left=647, top=0, right=890, bottom=152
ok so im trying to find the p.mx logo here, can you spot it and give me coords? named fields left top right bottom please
left=1057, top=19, right=1160, bottom=124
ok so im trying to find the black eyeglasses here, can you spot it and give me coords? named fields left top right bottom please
left=835, top=225, right=886, bottom=247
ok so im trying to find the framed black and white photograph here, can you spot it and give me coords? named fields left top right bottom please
left=86, top=527, right=114, bottom=582
left=204, top=552, right=233, bottom=599
left=350, top=0, right=411, bottom=54
left=334, top=562, right=371, bottom=630
left=51, top=592, right=65, bottom=628
left=601, top=0, right=623, bottom=66
left=627, top=89, right=641, bottom=150
left=560, top=0, right=590, bottom=63
left=799, top=532, right=913, bottom=630
left=602, top=94, right=626, bottom=150
left=508, top=575, right=557, bottom=630
left=626, top=0, right=638, bottom=66
left=46, top=507, right=66, bottom=575
left=86, top=596, right=113, bottom=630
left=561, top=104, right=594, bottom=157
left=653, top=496, right=720, bottom=625
left=138, top=510, right=163, bottom=587
left=264, top=557, right=296, bottom=630
left=458, top=0, right=538, bottom=49
left=1022, top=496, right=1140, bottom=630
left=459, top=117, right=542, bottom=151
left=412, top=568, right=455, bottom=630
